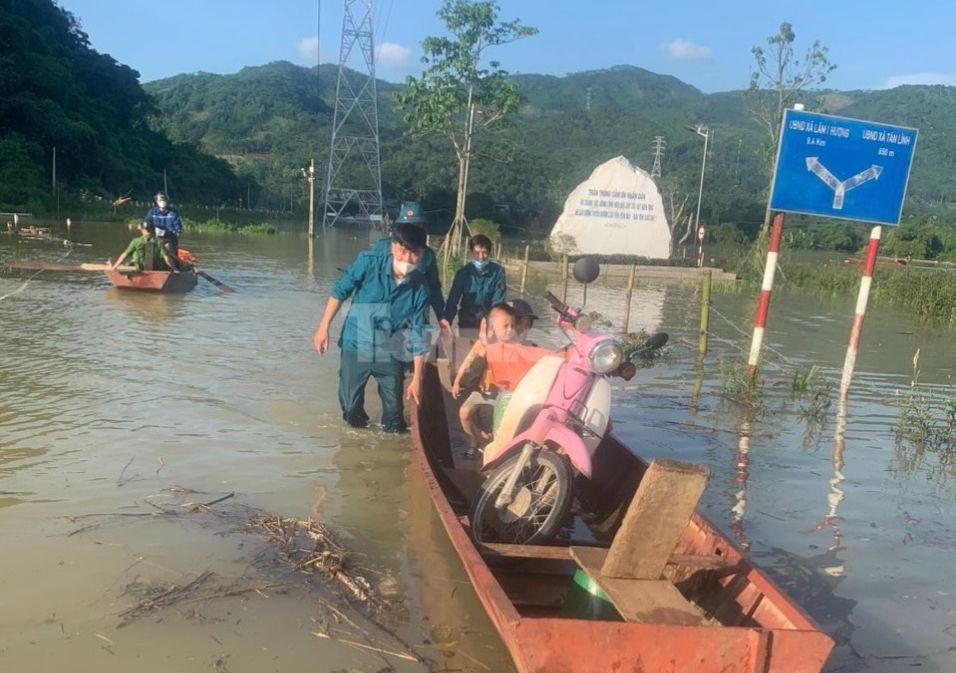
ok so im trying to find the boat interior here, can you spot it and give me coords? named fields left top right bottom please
left=414, top=359, right=822, bottom=635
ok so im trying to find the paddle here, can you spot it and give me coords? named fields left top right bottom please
left=196, top=269, right=235, bottom=293
left=5, top=260, right=136, bottom=273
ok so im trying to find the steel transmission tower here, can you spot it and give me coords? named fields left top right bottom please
left=650, top=136, right=665, bottom=178
left=322, top=0, right=383, bottom=229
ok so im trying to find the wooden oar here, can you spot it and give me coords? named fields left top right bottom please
left=196, top=269, right=235, bottom=293
left=4, top=260, right=136, bottom=272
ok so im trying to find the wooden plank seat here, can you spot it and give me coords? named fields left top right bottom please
left=569, top=459, right=712, bottom=625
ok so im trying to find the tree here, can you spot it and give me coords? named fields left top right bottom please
left=394, top=0, right=537, bottom=267
left=749, top=22, right=836, bottom=235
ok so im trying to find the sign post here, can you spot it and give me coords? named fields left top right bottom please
left=747, top=109, right=917, bottom=384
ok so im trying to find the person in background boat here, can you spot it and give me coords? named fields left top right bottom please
left=313, top=223, right=432, bottom=433
left=445, top=234, right=506, bottom=338
left=110, top=221, right=164, bottom=271
left=371, top=202, right=450, bottom=335
left=143, top=191, right=183, bottom=272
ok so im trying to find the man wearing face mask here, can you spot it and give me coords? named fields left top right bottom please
left=444, top=234, right=506, bottom=337
left=143, top=191, right=183, bottom=271
left=313, top=223, right=431, bottom=433
left=371, top=202, right=450, bottom=336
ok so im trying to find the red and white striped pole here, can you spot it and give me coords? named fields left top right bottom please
left=746, top=212, right=785, bottom=377
left=840, top=226, right=882, bottom=397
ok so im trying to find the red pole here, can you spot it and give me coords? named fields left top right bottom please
left=746, top=212, right=785, bottom=377
left=839, top=226, right=882, bottom=397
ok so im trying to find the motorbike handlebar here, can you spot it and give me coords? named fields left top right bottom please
left=544, top=290, right=567, bottom=315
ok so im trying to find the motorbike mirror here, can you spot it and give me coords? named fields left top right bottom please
left=626, top=331, right=669, bottom=359
left=572, top=257, right=600, bottom=285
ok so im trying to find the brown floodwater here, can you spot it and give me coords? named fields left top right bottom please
left=1, top=220, right=955, bottom=672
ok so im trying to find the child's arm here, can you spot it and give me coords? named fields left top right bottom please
left=452, top=339, right=485, bottom=399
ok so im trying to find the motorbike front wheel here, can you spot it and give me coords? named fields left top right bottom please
left=469, top=447, right=573, bottom=545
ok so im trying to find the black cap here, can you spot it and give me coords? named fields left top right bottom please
left=391, top=222, right=427, bottom=253
left=509, top=298, right=538, bottom=320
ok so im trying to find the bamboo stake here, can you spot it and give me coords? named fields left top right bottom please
left=519, top=245, right=530, bottom=294
left=622, top=264, right=636, bottom=334
left=698, top=270, right=712, bottom=358
left=560, top=254, right=569, bottom=303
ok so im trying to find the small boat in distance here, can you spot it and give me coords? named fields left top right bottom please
left=104, top=268, right=198, bottom=293
left=410, top=363, right=834, bottom=673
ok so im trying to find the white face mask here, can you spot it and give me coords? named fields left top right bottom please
left=392, top=259, right=416, bottom=278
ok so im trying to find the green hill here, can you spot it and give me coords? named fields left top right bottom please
left=0, top=0, right=251, bottom=212
left=151, top=61, right=956, bottom=233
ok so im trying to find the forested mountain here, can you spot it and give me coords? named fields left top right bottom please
left=0, top=0, right=250, bottom=211
left=147, top=60, right=956, bottom=234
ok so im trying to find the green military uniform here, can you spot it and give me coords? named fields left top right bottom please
left=121, top=235, right=164, bottom=271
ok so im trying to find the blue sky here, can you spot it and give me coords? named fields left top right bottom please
left=57, top=0, right=956, bottom=93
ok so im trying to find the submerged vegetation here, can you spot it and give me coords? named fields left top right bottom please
left=894, top=351, right=956, bottom=483
left=183, top=218, right=278, bottom=235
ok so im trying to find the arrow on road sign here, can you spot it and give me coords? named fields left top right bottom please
left=806, top=157, right=883, bottom=210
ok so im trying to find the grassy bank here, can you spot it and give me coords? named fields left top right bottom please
left=726, top=245, right=956, bottom=325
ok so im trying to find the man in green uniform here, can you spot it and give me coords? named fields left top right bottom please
left=313, top=223, right=432, bottom=433
left=110, top=222, right=164, bottom=271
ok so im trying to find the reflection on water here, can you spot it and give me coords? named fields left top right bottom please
left=2, top=225, right=956, bottom=672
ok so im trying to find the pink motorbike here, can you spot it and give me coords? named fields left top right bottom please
left=469, top=271, right=667, bottom=545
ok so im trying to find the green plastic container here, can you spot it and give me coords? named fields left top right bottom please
left=561, top=569, right=622, bottom=621
left=492, top=392, right=512, bottom=434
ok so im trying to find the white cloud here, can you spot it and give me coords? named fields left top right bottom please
left=882, top=72, right=956, bottom=88
left=376, top=42, right=411, bottom=69
left=661, top=39, right=713, bottom=62
left=296, top=37, right=319, bottom=63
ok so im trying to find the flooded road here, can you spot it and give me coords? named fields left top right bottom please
left=2, top=221, right=955, bottom=672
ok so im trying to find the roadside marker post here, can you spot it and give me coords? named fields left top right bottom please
left=747, top=109, right=917, bottom=384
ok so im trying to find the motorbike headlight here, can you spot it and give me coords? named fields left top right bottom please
left=588, top=340, right=623, bottom=374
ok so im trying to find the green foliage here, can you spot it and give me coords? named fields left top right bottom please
left=792, top=365, right=819, bottom=392
left=748, top=22, right=837, bottom=232
left=719, top=358, right=761, bottom=407
left=544, top=233, right=578, bottom=261
left=182, top=218, right=277, bottom=235
left=394, top=0, right=536, bottom=229
left=0, top=0, right=250, bottom=212
left=894, top=352, right=956, bottom=481
left=467, top=218, right=501, bottom=244
left=881, top=216, right=956, bottom=261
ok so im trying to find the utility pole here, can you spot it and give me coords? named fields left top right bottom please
left=650, top=136, right=665, bottom=179
left=687, top=124, right=711, bottom=254
left=163, top=168, right=168, bottom=195
left=307, top=159, right=316, bottom=237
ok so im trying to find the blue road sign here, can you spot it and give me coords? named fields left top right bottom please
left=769, top=109, right=918, bottom=226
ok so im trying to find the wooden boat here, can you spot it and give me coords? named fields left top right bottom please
left=410, top=363, right=834, bottom=673
left=104, top=268, right=198, bottom=293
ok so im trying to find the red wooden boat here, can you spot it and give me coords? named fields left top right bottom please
left=410, top=364, right=834, bottom=673
left=104, top=268, right=198, bottom=293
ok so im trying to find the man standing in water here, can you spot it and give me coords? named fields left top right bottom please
left=313, top=223, right=431, bottom=433
left=371, top=202, right=450, bottom=335
left=143, top=191, right=183, bottom=271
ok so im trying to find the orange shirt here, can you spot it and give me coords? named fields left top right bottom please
left=483, top=342, right=555, bottom=393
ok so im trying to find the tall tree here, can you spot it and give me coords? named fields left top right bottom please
left=749, top=22, right=836, bottom=235
left=394, top=0, right=536, bottom=262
